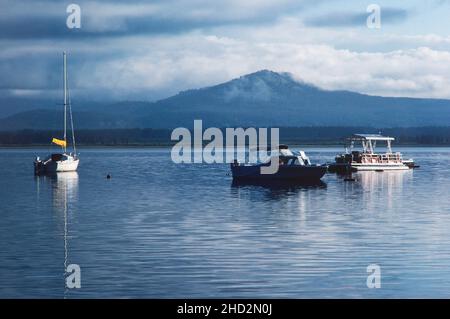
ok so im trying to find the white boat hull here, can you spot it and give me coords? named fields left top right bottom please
left=49, top=158, right=79, bottom=172
left=351, top=163, right=409, bottom=171
left=34, top=155, right=79, bottom=174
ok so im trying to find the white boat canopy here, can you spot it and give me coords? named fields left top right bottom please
left=346, top=134, right=396, bottom=154
left=348, top=134, right=395, bottom=141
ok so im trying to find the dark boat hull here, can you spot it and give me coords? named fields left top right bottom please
left=231, top=164, right=327, bottom=181
left=327, top=163, right=355, bottom=173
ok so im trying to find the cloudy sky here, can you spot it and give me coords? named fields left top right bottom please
left=2, top=0, right=450, bottom=101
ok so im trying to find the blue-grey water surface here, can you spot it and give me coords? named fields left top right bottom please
left=0, top=147, right=450, bottom=298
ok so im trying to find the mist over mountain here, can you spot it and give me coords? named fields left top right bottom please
left=1, top=70, right=450, bottom=130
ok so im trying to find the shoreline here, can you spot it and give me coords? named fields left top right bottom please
left=1, top=143, right=449, bottom=148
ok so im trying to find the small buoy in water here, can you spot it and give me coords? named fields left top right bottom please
left=106, top=174, right=111, bottom=179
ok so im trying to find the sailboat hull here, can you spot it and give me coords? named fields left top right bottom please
left=34, top=155, right=79, bottom=175
left=52, top=158, right=79, bottom=172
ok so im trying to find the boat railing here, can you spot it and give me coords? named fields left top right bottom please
left=379, top=152, right=403, bottom=163
left=361, top=152, right=403, bottom=163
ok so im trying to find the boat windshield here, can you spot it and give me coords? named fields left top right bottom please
left=278, top=156, right=304, bottom=166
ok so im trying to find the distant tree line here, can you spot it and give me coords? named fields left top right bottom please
left=279, top=127, right=450, bottom=145
left=0, top=129, right=170, bottom=146
left=0, top=127, right=449, bottom=146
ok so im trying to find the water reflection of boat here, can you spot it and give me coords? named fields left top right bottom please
left=39, top=172, right=79, bottom=294
left=49, top=172, right=79, bottom=210
left=232, top=179, right=326, bottom=189
left=338, top=170, right=414, bottom=211
left=230, top=145, right=328, bottom=181
left=352, top=170, right=410, bottom=189
left=231, top=177, right=326, bottom=203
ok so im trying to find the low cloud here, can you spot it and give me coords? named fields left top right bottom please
left=3, top=33, right=450, bottom=101
left=91, top=39, right=450, bottom=99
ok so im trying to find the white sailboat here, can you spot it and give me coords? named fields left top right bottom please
left=34, top=52, right=79, bottom=175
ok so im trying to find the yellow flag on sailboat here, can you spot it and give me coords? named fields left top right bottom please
left=52, top=138, right=67, bottom=148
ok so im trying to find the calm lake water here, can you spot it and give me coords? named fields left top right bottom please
left=0, top=147, right=450, bottom=298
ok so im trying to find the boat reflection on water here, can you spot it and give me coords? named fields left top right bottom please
left=232, top=179, right=326, bottom=189
left=231, top=179, right=327, bottom=202
left=48, top=172, right=79, bottom=212
left=339, top=169, right=412, bottom=189
left=35, top=172, right=79, bottom=296
left=358, top=170, right=411, bottom=189
left=338, top=169, right=413, bottom=209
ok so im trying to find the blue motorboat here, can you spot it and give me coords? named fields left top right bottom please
left=230, top=145, right=327, bottom=181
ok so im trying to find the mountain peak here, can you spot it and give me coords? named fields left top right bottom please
left=235, top=69, right=319, bottom=90
left=170, top=70, right=322, bottom=103
left=204, top=69, right=318, bottom=102
left=244, top=69, right=282, bottom=77
left=239, top=69, right=294, bottom=82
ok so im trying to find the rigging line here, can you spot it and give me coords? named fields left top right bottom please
left=66, top=65, right=77, bottom=155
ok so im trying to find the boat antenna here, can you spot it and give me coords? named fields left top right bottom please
left=63, top=51, right=68, bottom=153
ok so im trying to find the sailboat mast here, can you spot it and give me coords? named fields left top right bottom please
left=63, top=52, right=67, bottom=153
